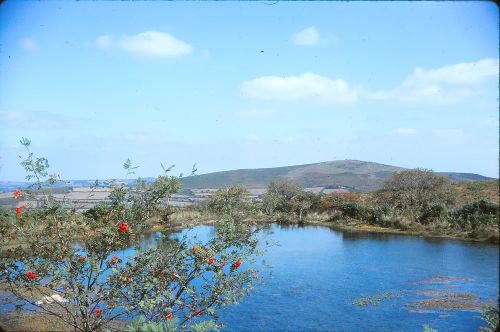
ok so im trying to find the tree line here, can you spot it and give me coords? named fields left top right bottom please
left=201, top=169, right=498, bottom=242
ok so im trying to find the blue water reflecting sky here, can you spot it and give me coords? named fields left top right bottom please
left=1, top=224, right=497, bottom=331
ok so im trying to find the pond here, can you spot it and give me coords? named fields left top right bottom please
left=173, top=224, right=498, bottom=332
left=1, top=224, right=498, bottom=331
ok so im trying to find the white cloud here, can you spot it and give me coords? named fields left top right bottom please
left=95, top=31, right=193, bottom=58
left=238, top=58, right=495, bottom=107
left=396, top=128, right=418, bottom=135
left=369, top=58, right=498, bottom=104
left=291, top=27, right=320, bottom=46
left=404, top=58, right=498, bottom=85
left=240, top=72, right=358, bottom=104
left=234, top=109, right=273, bottom=120
left=95, top=34, right=114, bottom=49
left=120, top=31, right=192, bottom=58
left=18, top=37, right=38, bottom=51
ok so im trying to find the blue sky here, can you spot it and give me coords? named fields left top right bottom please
left=0, top=1, right=498, bottom=181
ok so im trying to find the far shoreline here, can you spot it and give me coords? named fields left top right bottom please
left=152, top=215, right=500, bottom=245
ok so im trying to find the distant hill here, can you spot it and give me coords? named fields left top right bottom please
left=0, top=179, right=122, bottom=193
left=437, top=172, right=493, bottom=182
left=1, top=160, right=494, bottom=193
left=180, top=160, right=495, bottom=192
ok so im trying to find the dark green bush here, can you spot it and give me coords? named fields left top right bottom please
left=338, top=202, right=392, bottom=226
left=339, top=202, right=367, bottom=219
left=418, top=203, right=447, bottom=224
left=368, top=205, right=392, bottom=226
left=450, top=199, right=499, bottom=230
left=83, top=202, right=110, bottom=222
left=0, top=208, right=15, bottom=237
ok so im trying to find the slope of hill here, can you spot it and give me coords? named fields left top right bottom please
left=1, top=160, right=494, bottom=193
left=180, top=160, right=495, bottom=192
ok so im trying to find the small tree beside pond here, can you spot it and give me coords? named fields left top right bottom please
left=290, top=191, right=317, bottom=222
left=261, top=180, right=316, bottom=222
left=206, top=186, right=250, bottom=220
left=261, top=180, right=302, bottom=215
left=0, top=138, right=267, bottom=332
left=382, top=168, right=455, bottom=213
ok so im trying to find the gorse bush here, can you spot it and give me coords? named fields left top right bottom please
left=337, top=203, right=392, bottom=227
left=450, top=199, right=499, bottom=230
left=418, top=203, right=448, bottom=225
left=0, top=138, right=267, bottom=332
left=367, top=205, right=392, bottom=226
left=339, top=202, right=367, bottom=220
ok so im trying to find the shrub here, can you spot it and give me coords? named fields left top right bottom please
left=390, top=216, right=415, bottom=231
left=125, top=316, right=177, bottom=332
left=336, top=202, right=392, bottom=226
left=0, top=208, right=15, bottom=237
left=450, top=199, right=499, bottom=230
left=382, top=168, right=455, bottom=211
left=125, top=315, right=219, bottom=332
left=261, top=191, right=283, bottom=215
left=262, top=181, right=319, bottom=222
left=290, top=191, right=317, bottom=222
left=319, top=192, right=362, bottom=213
left=207, top=186, right=250, bottom=219
left=418, top=203, right=447, bottom=225
left=367, top=205, right=392, bottom=226
left=339, top=202, right=367, bottom=220
left=262, top=180, right=303, bottom=214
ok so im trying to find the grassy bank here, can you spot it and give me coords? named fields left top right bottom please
left=158, top=208, right=498, bottom=244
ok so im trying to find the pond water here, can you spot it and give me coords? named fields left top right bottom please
left=1, top=224, right=498, bottom=331
left=172, top=224, right=498, bottom=332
